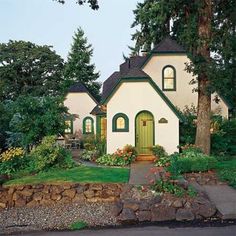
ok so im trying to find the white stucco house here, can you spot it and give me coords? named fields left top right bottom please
left=64, top=37, right=232, bottom=156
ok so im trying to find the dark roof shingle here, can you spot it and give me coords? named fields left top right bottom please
left=68, top=82, right=89, bottom=93
left=102, top=71, right=120, bottom=101
left=152, top=37, right=186, bottom=53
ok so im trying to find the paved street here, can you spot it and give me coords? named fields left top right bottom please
left=22, top=225, right=236, bottom=236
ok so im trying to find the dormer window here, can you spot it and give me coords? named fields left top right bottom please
left=162, top=65, right=176, bottom=91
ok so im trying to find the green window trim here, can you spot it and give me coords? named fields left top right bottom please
left=83, top=116, right=94, bottom=134
left=65, top=118, right=73, bottom=134
left=162, top=65, right=176, bottom=91
left=112, top=113, right=129, bottom=132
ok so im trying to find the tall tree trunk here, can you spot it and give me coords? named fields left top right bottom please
left=195, top=0, right=212, bottom=154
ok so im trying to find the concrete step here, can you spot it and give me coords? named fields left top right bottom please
left=203, top=185, right=236, bottom=219
left=136, top=155, right=156, bottom=161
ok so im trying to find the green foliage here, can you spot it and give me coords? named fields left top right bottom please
left=0, top=40, right=69, bottom=150
left=6, top=96, right=68, bottom=148
left=0, top=40, right=65, bottom=101
left=169, top=152, right=218, bottom=174
left=151, top=179, right=198, bottom=198
left=152, top=145, right=167, bottom=158
left=211, top=118, right=236, bottom=156
left=69, top=221, right=87, bottom=231
left=64, top=27, right=101, bottom=101
left=96, top=145, right=137, bottom=166
left=80, top=150, right=98, bottom=161
left=179, top=105, right=197, bottom=145
left=0, top=147, right=27, bottom=176
left=216, top=159, right=236, bottom=189
left=81, top=135, right=106, bottom=160
left=56, top=0, right=99, bottom=10
left=27, top=136, right=75, bottom=173
left=155, top=156, right=171, bottom=168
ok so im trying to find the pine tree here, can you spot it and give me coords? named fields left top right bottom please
left=64, top=28, right=101, bottom=101
left=131, top=0, right=236, bottom=154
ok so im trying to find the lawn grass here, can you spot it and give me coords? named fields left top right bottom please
left=215, top=157, right=236, bottom=189
left=4, top=166, right=130, bottom=186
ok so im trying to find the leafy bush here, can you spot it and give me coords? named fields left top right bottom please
left=211, top=118, right=236, bottom=156
left=96, top=145, right=136, bottom=166
left=28, top=135, right=75, bottom=172
left=95, top=154, right=116, bottom=166
left=155, top=156, right=171, bottom=167
left=175, top=156, right=218, bottom=173
left=82, top=135, right=106, bottom=157
left=179, top=105, right=197, bottom=145
left=0, top=147, right=27, bottom=176
left=80, top=150, right=98, bottom=161
left=152, top=145, right=167, bottom=158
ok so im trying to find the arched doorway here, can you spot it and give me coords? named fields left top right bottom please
left=135, top=111, right=154, bottom=155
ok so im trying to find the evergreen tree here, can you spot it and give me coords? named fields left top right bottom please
left=131, top=0, right=236, bottom=154
left=56, top=0, right=99, bottom=10
left=64, top=28, right=101, bottom=101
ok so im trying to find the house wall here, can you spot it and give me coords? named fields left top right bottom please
left=64, top=92, right=97, bottom=137
left=143, top=54, right=229, bottom=118
left=106, top=82, right=179, bottom=155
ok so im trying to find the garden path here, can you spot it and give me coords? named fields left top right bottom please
left=129, top=161, right=159, bottom=185
left=203, top=185, right=236, bottom=219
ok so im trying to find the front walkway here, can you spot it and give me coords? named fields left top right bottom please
left=203, top=185, right=236, bottom=219
left=129, top=161, right=159, bottom=185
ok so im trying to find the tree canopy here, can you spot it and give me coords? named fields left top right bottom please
left=64, top=27, right=101, bottom=101
left=0, top=40, right=66, bottom=101
left=55, top=0, right=99, bottom=10
left=0, top=41, right=69, bottom=150
left=131, top=0, right=236, bottom=154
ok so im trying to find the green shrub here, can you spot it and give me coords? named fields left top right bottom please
left=211, top=118, right=236, bottom=156
left=96, top=154, right=116, bottom=166
left=169, top=152, right=218, bottom=174
left=155, top=156, right=171, bottom=167
left=152, top=145, right=167, bottom=158
left=80, top=150, right=98, bottom=161
left=0, top=147, right=27, bottom=176
left=69, top=221, right=87, bottom=230
left=179, top=105, right=197, bottom=145
left=28, top=135, right=75, bottom=172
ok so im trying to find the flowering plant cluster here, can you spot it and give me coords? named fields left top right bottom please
left=0, top=147, right=26, bottom=175
left=96, top=144, right=137, bottom=166
left=0, top=147, right=25, bottom=162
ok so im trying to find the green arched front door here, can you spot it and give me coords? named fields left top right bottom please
left=135, top=111, right=154, bottom=155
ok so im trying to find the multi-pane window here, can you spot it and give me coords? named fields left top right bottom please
left=65, top=119, right=73, bottom=134
left=83, top=117, right=94, bottom=134
left=112, top=113, right=129, bottom=132
left=163, top=66, right=176, bottom=91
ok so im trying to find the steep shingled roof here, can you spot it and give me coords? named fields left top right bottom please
left=120, top=55, right=147, bottom=75
left=68, top=82, right=89, bottom=93
left=152, top=37, right=186, bottom=53
left=68, top=81, right=98, bottom=104
left=102, top=71, right=121, bottom=101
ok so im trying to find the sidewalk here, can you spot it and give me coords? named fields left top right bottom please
left=129, top=161, right=159, bottom=185
left=203, top=185, right=236, bottom=219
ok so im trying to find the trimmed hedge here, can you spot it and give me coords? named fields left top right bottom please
left=173, top=156, right=218, bottom=173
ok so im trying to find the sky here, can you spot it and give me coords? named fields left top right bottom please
left=0, top=0, right=141, bottom=83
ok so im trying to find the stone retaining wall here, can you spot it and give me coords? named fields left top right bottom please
left=0, top=183, right=123, bottom=209
left=0, top=183, right=218, bottom=223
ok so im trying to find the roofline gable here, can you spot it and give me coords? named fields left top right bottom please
left=101, top=77, right=184, bottom=122
left=67, top=91, right=98, bottom=105
left=141, top=52, right=187, bottom=69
